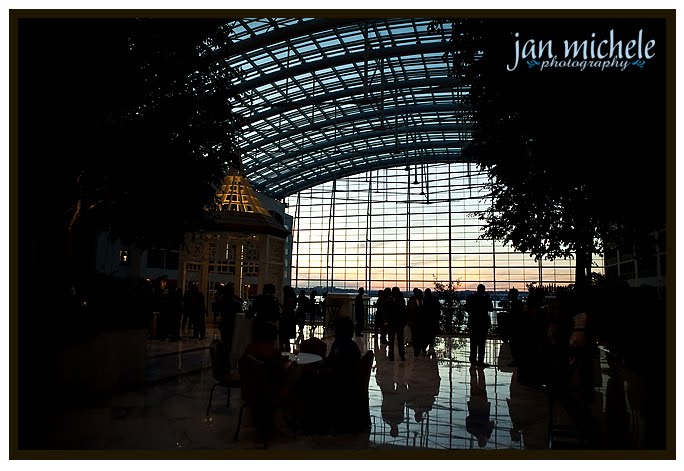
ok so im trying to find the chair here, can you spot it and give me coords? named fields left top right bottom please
left=234, top=353, right=296, bottom=447
left=206, top=339, right=241, bottom=417
left=300, top=337, right=327, bottom=358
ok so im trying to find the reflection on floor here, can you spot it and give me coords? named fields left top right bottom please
left=41, top=323, right=649, bottom=451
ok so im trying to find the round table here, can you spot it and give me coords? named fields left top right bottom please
left=282, top=352, right=323, bottom=364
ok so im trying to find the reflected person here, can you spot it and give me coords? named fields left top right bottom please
left=406, top=352, right=441, bottom=423
left=376, top=351, right=408, bottom=438
left=466, top=366, right=494, bottom=448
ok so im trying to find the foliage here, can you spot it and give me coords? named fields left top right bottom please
left=525, top=281, right=573, bottom=298
left=20, top=19, right=246, bottom=280
left=432, top=279, right=468, bottom=333
left=430, top=18, right=665, bottom=288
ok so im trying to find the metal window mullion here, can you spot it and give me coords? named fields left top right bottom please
left=365, top=169, right=373, bottom=290
left=293, top=192, right=301, bottom=288
left=406, top=167, right=411, bottom=292
left=325, top=179, right=337, bottom=293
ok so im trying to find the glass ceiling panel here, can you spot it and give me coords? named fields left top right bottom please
left=224, top=18, right=469, bottom=199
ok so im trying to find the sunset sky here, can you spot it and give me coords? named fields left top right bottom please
left=286, top=163, right=603, bottom=293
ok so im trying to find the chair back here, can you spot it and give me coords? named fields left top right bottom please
left=209, top=339, right=229, bottom=382
left=300, top=337, right=327, bottom=358
left=237, top=353, right=275, bottom=404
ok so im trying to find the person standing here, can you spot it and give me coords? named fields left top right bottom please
left=374, top=289, right=388, bottom=344
left=386, top=287, right=407, bottom=361
left=216, top=282, right=243, bottom=349
left=280, top=286, right=297, bottom=351
left=157, top=276, right=171, bottom=340
left=180, top=281, right=192, bottom=332
left=354, top=287, right=366, bottom=337
left=406, top=288, right=424, bottom=357
left=308, top=290, right=318, bottom=333
left=184, top=283, right=207, bottom=340
left=505, top=288, right=524, bottom=367
left=248, top=283, right=281, bottom=324
left=295, top=289, right=309, bottom=335
left=167, top=287, right=184, bottom=341
left=423, top=288, right=441, bottom=355
left=465, top=284, right=493, bottom=367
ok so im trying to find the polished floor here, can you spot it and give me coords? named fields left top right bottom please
left=39, top=322, right=649, bottom=452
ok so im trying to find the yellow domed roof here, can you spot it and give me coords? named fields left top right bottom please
left=215, top=168, right=271, bottom=216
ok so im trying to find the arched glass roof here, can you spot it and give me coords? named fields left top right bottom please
left=224, top=18, right=471, bottom=199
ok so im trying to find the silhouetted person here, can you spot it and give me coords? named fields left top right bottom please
left=248, top=283, right=280, bottom=323
left=243, top=321, right=299, bottom=440
left=355, top=287, right=366, bottom=337
left=280, top=285, right=297, bottom=351
left=466, top=366, right=495, bottom=448
left=295, top=290, right=308, bottom=334
left=180, top=282, right=192, bottom=332
left=498, top=287, right=521, bottom=343
left=423, top=288, right=440, bottom=355
left=155, top=276, right=171, bottom=340
left=156, top=276, right=174, bottom=340
left=374, top=289, right=388, bottom=343
left=505, top=288, right=524, bottom=366
left=604, top=373, right=631, bottom=449
left=166, top=287, right=184, bottom=341
left=406, top=288, right=424, bottom=356
left=216, top=282, right=243, bottom=349
left=320, top=293, right=327, bottom=329
left=212, top=283, right=223, bottom=325
left=244, top=321, right=290, bottom=387
left=321, top=316, right=363, bottom=432
left=184, top=283, right=206, bottom=340
left=465, top=284, right=492, bottom=367
left=386, top=287, right=407, bottom=361
left=135, top=278, right=156, bottom=339
left=568, top=294, right=593, bottom=385
left=517, top=289, right=546, bottom=387
left=326, top=316, right=362, bottom=372
left=308, top=290, right=318, bottom=331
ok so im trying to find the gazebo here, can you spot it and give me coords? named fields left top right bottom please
left=178, top=167, right=290, bottom=314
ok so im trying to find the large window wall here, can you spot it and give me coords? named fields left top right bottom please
left=286, top=163, right=603, bottom=294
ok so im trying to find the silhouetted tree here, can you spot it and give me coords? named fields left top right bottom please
left=18, top=21, right=248, bottom=447
left=19, top=19, right=245, bottom=282
left=431, top=18, right=665, bottom=289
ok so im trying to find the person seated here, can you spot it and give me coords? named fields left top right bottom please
left=244, top=321, right=296, bottom=397
left=325, top=316, right=362, bottom=377
left=295, top=317, right=364, bottom=433
left=322, top=316, right=366, bottom=433
left=242, top=321, right=303, bottom=439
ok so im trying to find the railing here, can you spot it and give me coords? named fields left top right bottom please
left=349, top=301, right=504, bottom=337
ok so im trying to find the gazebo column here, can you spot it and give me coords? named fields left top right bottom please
left=235, top=238, right=245, bottom=299
left=198, top=234, right=211, bottom=301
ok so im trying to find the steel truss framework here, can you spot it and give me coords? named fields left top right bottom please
left=224, top=18, right=470, bottom=199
